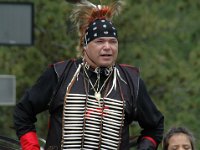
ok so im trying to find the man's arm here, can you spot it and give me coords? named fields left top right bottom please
left=13, top=67, right=57, bottom=149
left=136, top=79, right=164, bottom=149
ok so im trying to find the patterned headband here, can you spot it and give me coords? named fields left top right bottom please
left=84, top=19, right=118, bottom=45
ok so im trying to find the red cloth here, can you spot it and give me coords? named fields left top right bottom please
left=143, top=136, right=157, bottom=147
left=20, top=131, right=40, bottom=150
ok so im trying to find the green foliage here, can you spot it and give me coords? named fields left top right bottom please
left=0, top=0, right=200, bottom=149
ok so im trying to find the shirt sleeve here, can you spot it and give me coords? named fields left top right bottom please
left=136, top=78, right=164, bottom=148
left=13, top=66, right=58, bottom=138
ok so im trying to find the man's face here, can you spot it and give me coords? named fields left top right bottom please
left=168, top=133, right=192, bottom=150
left=84, top=37, right=118, bottom=68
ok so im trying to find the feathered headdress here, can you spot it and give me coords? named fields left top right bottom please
left=66, top=0, right=124, bottom=52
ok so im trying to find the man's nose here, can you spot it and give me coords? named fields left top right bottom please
left=104, top=42, right=111, bottom=49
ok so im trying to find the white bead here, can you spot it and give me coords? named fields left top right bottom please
left=95, top=92, right=101, bottom=101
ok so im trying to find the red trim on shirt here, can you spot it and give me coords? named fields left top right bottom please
left=143, top=136, right=157, bottom=147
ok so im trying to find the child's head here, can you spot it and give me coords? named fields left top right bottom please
left=163, top=127, right=195, bottom=150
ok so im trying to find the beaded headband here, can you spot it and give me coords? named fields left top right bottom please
left=84, top=19, right=117, bottom=44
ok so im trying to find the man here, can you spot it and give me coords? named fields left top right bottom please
left=14, top=0, right=164, bottom=149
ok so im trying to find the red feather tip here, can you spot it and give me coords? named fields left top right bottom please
left=88, top=6, right=111, bottom=24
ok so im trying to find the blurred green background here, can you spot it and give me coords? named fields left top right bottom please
left=0, top=0, right=199, bottom=149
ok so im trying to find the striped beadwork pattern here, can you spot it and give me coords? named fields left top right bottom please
left=62, top=93, right=125, bottom=150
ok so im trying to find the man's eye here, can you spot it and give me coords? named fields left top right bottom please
left=110, top=40, right=118, bottom=44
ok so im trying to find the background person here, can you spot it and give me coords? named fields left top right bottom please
left=163, top=126, right=195, bottom=150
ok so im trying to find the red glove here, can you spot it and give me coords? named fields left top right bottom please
left=20, top=131, right=40, bottom=150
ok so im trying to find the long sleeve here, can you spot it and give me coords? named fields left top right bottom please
left=13, top=66, right=58, bottom=138
left=136, top=79, right=164, bottom=149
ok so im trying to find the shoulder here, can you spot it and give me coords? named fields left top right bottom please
left=118, top=64, right=140, bottom=75
left=48, top=59, right=76, bottom=78
left=48, top=59, right=75, bottom=68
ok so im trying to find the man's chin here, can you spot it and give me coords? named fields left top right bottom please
left=99, top=63, right=114, bottom=68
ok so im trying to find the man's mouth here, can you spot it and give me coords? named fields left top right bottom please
left=100, top=54, right=112, bottom=56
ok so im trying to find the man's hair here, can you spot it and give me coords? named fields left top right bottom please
left=162, top=126, right=195, bottom=150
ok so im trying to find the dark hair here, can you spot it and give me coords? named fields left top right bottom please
left=163, top=126, right=195, bottom=150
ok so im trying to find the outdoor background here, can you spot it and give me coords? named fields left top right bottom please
left=0, top=0, right=200, bottom=149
